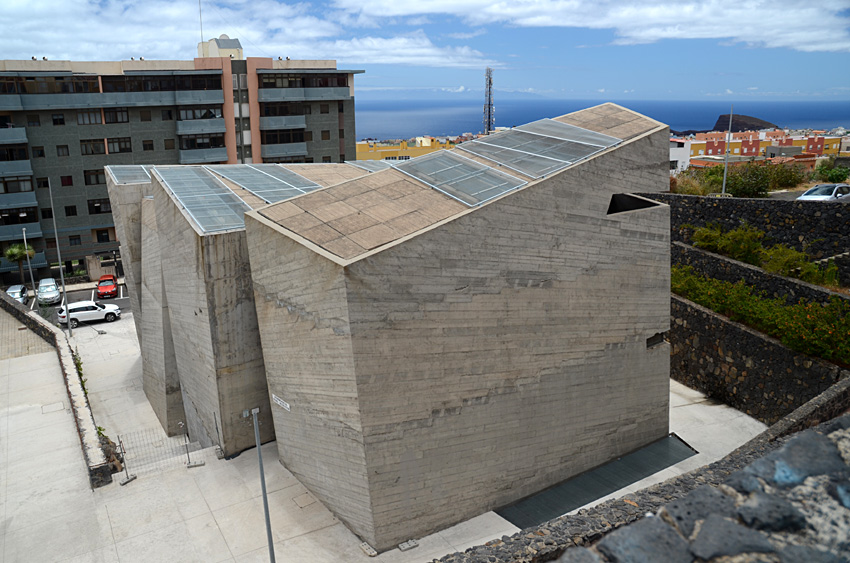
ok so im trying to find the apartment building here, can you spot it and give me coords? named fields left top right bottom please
left=0, top=35, right=362, bottom=279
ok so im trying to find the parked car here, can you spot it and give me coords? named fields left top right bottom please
left=57, top=300, right=121, bottom=328
left=37, top=278, right=62, bottom=305
left=796, top=183, right=850, bottom=201
left=6, top=284, right=29, bottom=305
left=96, top=274, right=118, bottom=299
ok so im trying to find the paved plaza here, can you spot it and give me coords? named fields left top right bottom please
left=0, top=306, right=766, bottom=562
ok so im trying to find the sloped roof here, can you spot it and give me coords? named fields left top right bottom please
left=554, top=102, right=663, bottom=141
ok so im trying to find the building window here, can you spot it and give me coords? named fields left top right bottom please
left=140, top=110, right=151, bottom=122
left=65, top=205, right=77, bottom=216
left=339, top=129, right=344, bottom=139
left=338, top=102, right=344, bottom=113
left=321, top=130, right=330, bottom=141
left=164, top=138, right=175, bottom=150
left=96, top=229, right=111, bottom=243
left=161, top=110, right=174, bottom=121
left=88, top=199, right=112, bottom=214
left=320, top=104, right=329, bottom=114
left=45, top=238, right=57, bottom=249
left=61, top=175, right=73, bottom=187
left=77, top=110, right=102, bottom=125
left=304, top=131, right=312, bottom=142
left=0, top=145, right=29, bottom=161
left=179, top=134, right=225, bottom=150
left=32, top=146, right=45, bottom=158
left=57, top=145, right=70, bottom=157
left=178, top=106, right=222, bottom=120
left=80, top=139, right=105, bottom=155
left=259, top=130, right=304, bottom=145
left=52, top=113, right=65, bottom=125
left=340, top=154, right=345, bottom=162
left=0, top=207, right=37, bottom=225
left=699, top=150, right=704, bottom=155
left=41, top=208, right=53, bottom=220
left=143, top=140, right=154, bottom=151
left=670, top=160, right=678, bottom=170
left=107, top=137, right=132, bottom=153
left=36, top=177, right=49, bottom=188
left=69, top=235, right=81, bottom=246
left=261, top=102, right=311, bottom=117
left=322, top=156, right=331, bottom=163
left=84, top=169, right=106, bottom=185
left=27, top=115, right=40, bottom=127
left=104, top=107, right=129, bottom=123
left=0, top=176, right=33, bottom=193
left=708, top=149, right=713, bottom=155
left=734, top=148, right=739, bottom=154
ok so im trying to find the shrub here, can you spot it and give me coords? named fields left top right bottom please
left=826, top=166, right=849, bottom=183
left=691, top=223, right=764, bottom=265
left=671, top=266, right=850, bottom=365
left=760, top=245, right=840, bottom=286
left=768, top=163, right=808, bottom=190
left=726, top=163, right=770, bottom=198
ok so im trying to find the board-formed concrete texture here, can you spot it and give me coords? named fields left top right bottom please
left=106, top=163, right=371, bottom=454
left=244, top=103, right=673, bottom=551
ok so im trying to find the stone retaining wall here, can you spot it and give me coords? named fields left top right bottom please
left=671, top=242, right=848, bottom=306
left=0, top=291, right=112, bottom=488
left=669, top=295, right=847, bottom=425
left=639, top=193, right=849, bottom=260
left=433, top=377, right=850, bottom=563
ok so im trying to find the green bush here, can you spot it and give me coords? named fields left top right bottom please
left=813, top=156, right=849, bottom=183
left=768, top=163, right=808, bottom=190
left=726, top=163, right=770, bottom=198
left=826, top=166, right=849, bottom=183
left=688, top=223, right=841, bottom=287
left=671, top=266, right=850, bottom=365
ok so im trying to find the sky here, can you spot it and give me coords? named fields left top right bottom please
left=2, top=0, right=850, bottom=102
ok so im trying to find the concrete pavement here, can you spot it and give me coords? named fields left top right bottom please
left=1, top=306, right=768, bottom=562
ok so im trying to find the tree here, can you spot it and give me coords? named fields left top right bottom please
left=3, top=243, right=35, bottom=285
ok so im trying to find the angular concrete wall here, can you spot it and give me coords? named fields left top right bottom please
left=152, top=178, right=272, bottom=454
left=139, top=198, right=185, bottom=435
left=245, top=125, right=672, bottom=550
left=246, top=214, right=374, bottom=538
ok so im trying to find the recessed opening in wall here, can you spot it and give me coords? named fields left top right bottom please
left=646, top=332, right=665, bottom=349
left=607, top=193, right=661, bottom=215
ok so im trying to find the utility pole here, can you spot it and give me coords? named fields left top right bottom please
left=483, top=67, right=494, bottom=135
left=22, top=227, right=36, bottom=302
left=721, top=104, right=734, bottom=196
left=47, top=178, right=71, bottom=337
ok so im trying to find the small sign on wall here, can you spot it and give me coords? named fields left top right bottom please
left=272, top=393, right=291, bottom=412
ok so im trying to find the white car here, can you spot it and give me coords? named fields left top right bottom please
left=57, top=300, right=121, bottom=328
left=796, top=183, right=850, bottom=201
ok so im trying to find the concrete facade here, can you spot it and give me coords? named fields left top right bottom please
left=244, top=103, right=673, bottom=550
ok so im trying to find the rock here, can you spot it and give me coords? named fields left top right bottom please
left=778, top=544, right=843, bottom=563
left=661, top=484, right=736, bottom=537
left=737, top=492, right=806, bottom=532
left=690, top=514, right=775, bottom=560
left=726, top=470, right=764, bottom=494
left=555, top=547, right=602, bottom=562
left=745, top=431, right=846, bottom=487
left=825, top=477, right=850, bottom=510
left=596, top=517, right=690, bottom=563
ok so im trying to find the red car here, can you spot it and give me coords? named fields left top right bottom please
left=96, top=275, right=118, bottom=298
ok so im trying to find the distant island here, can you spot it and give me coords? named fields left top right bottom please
left=671, top=114, right=778, bottom=136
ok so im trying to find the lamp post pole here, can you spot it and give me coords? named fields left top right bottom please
left=246, top=407, right=275, bottom=562
left=47, top=178, right=71, bottom=337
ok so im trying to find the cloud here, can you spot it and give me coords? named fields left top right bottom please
left=0, top=0, right=492, bottom=67
left=747, top=87, right=759, bottom=90
left=597, top=88, right=606, bottom=93
left=445, top=29, right=486, bottom=39
left=331, top=0, right=850, bottom=52
left=725, top=89, right=733, bottom=94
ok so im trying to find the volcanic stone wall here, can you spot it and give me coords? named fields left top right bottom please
left=669, top=295, right=848, bottom=425
left=641, top=193, right=849, bottom=260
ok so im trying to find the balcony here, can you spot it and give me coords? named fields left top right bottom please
left=0, top=160, right=33, bottom=178
left=259, top=116, right=306, bottom=131
left=0, top=190, right=38, bottom=209
left=260, top=142, right=307, bottom=159
left=0, top=127, right=28, bottom=145
left=178, top=147, right=228, bottom=164
left=257, top=87, right=350, bottom=103
left=0, top=221, right=42, bottom=242
left=176, top=118, right=227, bottom=136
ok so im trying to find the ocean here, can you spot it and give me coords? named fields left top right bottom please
left=353, top=99, right=850, bottom=141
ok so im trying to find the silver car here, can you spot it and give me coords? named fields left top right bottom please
left=6, top=284, right=29, bottom=305
left=37, top=278, right=62, bottom=305
left=796, top=183, right=850, bottom=201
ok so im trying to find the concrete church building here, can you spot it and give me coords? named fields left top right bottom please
left=243, top=103, right=672, bottom=550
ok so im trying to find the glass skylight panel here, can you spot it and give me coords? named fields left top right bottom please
left=517, top=119, right=621, bottom=147
left=346, top=160, right=391, bottom=172
left=393, top=150, right=526, bottom=206
left=455, top=120, right=621, bottom=178
left=106, top=165, right=151, bottom=184
left=205, top=164, right=320, bottom=204
left=155, top=167, right=251, bottom=233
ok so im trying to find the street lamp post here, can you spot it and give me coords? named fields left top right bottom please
left=244, top=407, right=275, bottom=562
left=47, top=178, right=71, bottom=337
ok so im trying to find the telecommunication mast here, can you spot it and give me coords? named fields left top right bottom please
left=483, top=67, right=494, bottom=135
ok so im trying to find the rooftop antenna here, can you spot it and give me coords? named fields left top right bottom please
left=721, top=104, right=734, bottom=196
left=483, top=67, right=494, bottom=135
left=198, top=0, right=204, bottom=46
